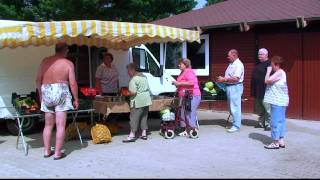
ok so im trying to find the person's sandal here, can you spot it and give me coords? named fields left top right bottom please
left=264, top=142, right=280, bottom=149
left=279, top=139, right=285, bottom=148
left=140, top=135, right=148, bottom=140
left=53, top=153, right=67, bottom=160
left=122, top=136, right=137, bottom=143
left=44, top=151, right=54, bottom=158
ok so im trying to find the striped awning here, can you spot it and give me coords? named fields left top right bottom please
left=0, top=20, right=200, bottom=49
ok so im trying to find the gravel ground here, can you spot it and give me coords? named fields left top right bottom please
left=0, top=110, right=319, bottom=178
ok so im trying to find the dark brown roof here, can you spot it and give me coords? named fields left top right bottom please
left=152, top=0, right=320, bottom=29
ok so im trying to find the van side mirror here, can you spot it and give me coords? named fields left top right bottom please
left=159, top=65, right=164, bottom=77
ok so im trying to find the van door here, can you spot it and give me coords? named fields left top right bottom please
left=131, top=45, right=176, bottom=95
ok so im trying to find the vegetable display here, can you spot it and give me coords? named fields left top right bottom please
left=13, top=97, right=39, bottom=114
left=203, top=81, right=217, bottom=96
left=120, top=87, right=130, bottom=97
left=160, top=106, right=175, bottom=121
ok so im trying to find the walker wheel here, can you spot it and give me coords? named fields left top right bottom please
left=189, top=129, right=199, bottom=139
left=164, top=129, right=175, bottom=139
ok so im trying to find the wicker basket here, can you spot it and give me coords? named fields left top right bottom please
left=91, top=123, right=112, bottom=144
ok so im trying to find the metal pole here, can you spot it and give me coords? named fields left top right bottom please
left=15, top=113, right=28, bottom=156
left=75, top=46, right=79, bottom=80
left=88, top=46, right=94, bottom=124
left=88, top=46, right=93, bottom=88
left=73, top=112, right=83, bottom=146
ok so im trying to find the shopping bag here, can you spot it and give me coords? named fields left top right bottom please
left=184, top=90, right=192, bottom=112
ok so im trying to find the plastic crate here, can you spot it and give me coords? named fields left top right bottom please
left=78, top=98, right=91, bottom=110
left=201, top=91, right=217, bottom=100
left=200, top=81, right=227, bottom=101
left=12, top=92, right=41, bottom=115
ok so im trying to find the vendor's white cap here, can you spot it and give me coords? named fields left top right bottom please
left=258, top=48, right=268, bottom=55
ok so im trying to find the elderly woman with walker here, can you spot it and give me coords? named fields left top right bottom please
left=172, top=58, right=201, bottom=138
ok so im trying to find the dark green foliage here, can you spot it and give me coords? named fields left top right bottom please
left=206, top=0, right=226, bottom=6
left=0, top=0, right=197, bottom=22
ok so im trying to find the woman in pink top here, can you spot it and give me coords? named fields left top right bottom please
left=172, top=58, right=201, bottom=135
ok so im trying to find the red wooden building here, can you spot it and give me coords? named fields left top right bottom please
left=153, top=0, right=320, bottom=120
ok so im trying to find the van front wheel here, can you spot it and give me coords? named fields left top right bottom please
left=6, top=117, right=39, bottom=135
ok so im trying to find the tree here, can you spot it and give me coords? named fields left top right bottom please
left=107, top=0, right=197, bottom=22
left=206, top=0, right=226, bottom=6
left=0, top=0, right=197, bottom=22
left=0, top=0, right=27, bottom=20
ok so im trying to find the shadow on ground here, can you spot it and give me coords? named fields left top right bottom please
left=248, top=132, right=272, bottom=145
left=2, top=113, right=262, bottom=150
left=63, top=140, right=89, bottom=156
left=0, top=140, right=5, bottom=144
left=103, top=115, right=260, bottom=139
left=242, top=119, right=259, bottom=127
left=22, top=128, right=89, bottom=156
left=0, top=121, right=10, bottom=136
left=198, top=118, right=258, bottom=128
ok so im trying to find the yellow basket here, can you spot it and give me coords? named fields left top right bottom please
left=91, top=123, right=112, bottom=144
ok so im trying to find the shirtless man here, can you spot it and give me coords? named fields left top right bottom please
left=36, top=43, right=79, bottom=160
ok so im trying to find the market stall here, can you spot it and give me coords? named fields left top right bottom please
left=0, top=20, right=200, bottom=155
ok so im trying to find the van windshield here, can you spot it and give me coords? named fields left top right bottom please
left=132, top=48, right=160, bottom=77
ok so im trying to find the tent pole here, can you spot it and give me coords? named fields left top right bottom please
left=88, top=46, right=93, bottom=88
left=75, top=46, right=79, bottom=80
left=88, top=46, right=94, bottom=124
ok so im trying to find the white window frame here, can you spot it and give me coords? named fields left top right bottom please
left=164, top=34, right=209, bottom=76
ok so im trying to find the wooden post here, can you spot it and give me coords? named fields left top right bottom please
left=296, top=16, right=307, bottom=28
left=239, top=22, right=250, bottom=32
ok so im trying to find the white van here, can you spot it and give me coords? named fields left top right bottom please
left=0, top=44, right=177, bottom=134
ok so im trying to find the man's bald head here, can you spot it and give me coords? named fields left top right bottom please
left=229, top=49, right=238, bottom=56
left=227, top=49, right=239, bottom=62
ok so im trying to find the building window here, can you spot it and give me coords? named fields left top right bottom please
left=164, top=42, right=183, bottom=69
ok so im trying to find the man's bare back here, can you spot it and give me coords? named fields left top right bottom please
left=36, top=53, right=78, bottom=109
left=40, top=55, right=73, bottom=85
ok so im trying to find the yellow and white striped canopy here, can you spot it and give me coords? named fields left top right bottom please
left=0, top=20, right=200, bottom=49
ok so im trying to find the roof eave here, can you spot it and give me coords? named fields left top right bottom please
left=182, top=17, right=320, bottom=30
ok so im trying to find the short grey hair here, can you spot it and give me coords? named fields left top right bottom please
left=258, top=48, right=268, bottom=55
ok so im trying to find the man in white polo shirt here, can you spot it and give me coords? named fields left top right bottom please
left=217, top=49, right=244, bottom=133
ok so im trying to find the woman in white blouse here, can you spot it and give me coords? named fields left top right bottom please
left=264, top=56, right=289, bottom=149
left=95, top=52, right=119, bottom=96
